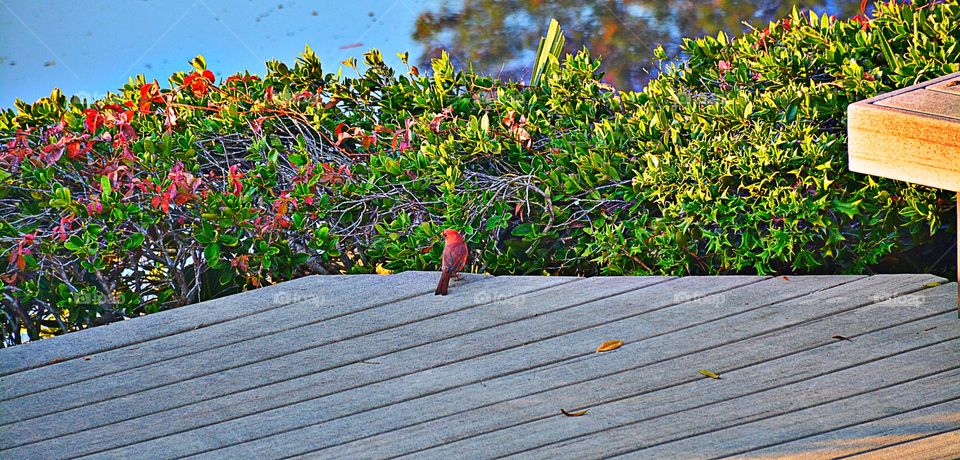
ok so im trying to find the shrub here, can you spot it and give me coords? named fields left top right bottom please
left=1, top=1, right=958, bottom=345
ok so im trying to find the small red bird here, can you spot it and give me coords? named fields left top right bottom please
left=435, top=229, right=468, bottom=296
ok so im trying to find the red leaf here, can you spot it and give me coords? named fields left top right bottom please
left=201, top=69, right=215, bottom=83
left=83, top=109, right=103, bottom=132
left=249, top=116, right=266, bottom=135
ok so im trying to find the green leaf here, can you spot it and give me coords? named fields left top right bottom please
left=877, top=35, right=900, bottom=69
left=831, top=198, right=862, bottom=219
left=190, top=55, right=207, bottom=71
left=100, top=176, right=112, bottom=199
left=218, top=270, right=234, bottom=286
left=531, top=18, right=565, bottom=86
left=511, top=223, right=535, bottom=237
left=204, top=244, right=221, bottom=263
left=784, top=104, right=798, bottom=123
left=220, top=234, right=239, bottom=247
left=124, top=233, right=145, bottom=249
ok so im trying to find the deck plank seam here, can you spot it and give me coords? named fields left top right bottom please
left=0, top=276, right=333, bottom=378
left=1, top=276, right=581, bottom=427
left=0, top=275, right=495, bottom=401
left=16, top=278, right=652, bottom=452
left=186, top=278, right=917, bottom=458
left=711, top=399, right=960, bottom=460
left=0, top=291, right=325, bottom=379
left=373, top=293, right=958, bottom=458
left=574, top=361, right=960, bottom=459
left=62, top=277, right=680, bottom=458
left=392, top=325, right=960, bottom=459
left=499, top=275, right=868, bottom=376
left=112, top=279, right=777, bottom=459
left=835, top=427, right=960, bottom=459
left=724, top=400, right=960, bottom=460
left=3, top=276, right=949, bottom=459
left=300, top=277, right=935, bottom=455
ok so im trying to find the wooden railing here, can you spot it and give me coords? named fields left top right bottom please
left=848, top=71, right=960, bottom=314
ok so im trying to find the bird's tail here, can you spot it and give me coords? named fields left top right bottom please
left=435, top=271, right=451, bottom=296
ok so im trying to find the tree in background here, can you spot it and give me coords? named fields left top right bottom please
left=413, top=0, right=865, bottom=89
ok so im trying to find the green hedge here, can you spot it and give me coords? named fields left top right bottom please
left=1, top=1, right=958, bottom=345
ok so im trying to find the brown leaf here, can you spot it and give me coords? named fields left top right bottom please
left=561, top=408, right=588, bottom=417
left=698, top=369, right=721, bottom=379
left=596, top=339, right=624, bottom=353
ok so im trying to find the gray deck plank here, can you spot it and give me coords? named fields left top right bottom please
left=849, top=430, right=960, bottom=460
left=0, top=272, right=662, bottom=455
left=0, top=273, right=330, bottom=377
left=0, top=274, right=954, bottom=460
left=438, top=308, right=960, bottom=459
left=0, top=268, right=575, bottom=453
left=50, top=276, right=758, bottom=459
left=0, top=274, right=572, bottom=445
left=0, top=271, right=484, bottom=401
left=598, top=366, right=960, bottom=460
left=167, top=275, right=936, bottom=460
left=301, top=275, right=945, bottom=460
left=24, top=275, right=680, bottom=459
left=730, top=399, right=960, bottom=459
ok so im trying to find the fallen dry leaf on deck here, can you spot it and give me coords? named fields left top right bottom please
left=922, top=281, right=944, bottom=288
left=698, top=369, right=721, bottom=379
left=596, top=340, right=624, bottom=352
left=561, top=408, right=589, bottom=417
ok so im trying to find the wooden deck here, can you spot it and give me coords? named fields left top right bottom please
left=1, top=272, right=958, bottom=459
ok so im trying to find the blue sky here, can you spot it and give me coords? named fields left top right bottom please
left=0, top=0, right=436, bottom=108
